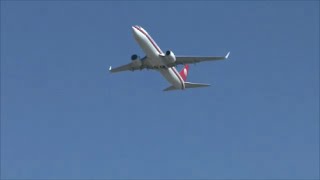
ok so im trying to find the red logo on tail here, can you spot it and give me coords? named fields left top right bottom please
left=179, top=64, right=189, bottom=81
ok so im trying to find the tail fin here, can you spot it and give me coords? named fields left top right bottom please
left=179, top=64, right=189, bottom=81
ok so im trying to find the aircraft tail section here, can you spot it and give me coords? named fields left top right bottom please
left=163, top=65, right=210, bottom=91
left=179, top=64, right=189, bottom=81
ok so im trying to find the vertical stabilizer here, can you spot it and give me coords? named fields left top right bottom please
left=179, top=64, right=189, bottom=81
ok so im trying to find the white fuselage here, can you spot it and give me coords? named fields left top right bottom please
left=132, top=26, right=185, bottom=90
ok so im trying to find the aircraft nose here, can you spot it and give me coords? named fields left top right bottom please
left=132, top=26, right=140, bottom=37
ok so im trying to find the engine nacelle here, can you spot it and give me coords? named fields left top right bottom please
left=164, top=50, right=176, bottom=64
left=131, top=54, right=142, bottom=67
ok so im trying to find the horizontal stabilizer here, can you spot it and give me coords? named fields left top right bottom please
left=163, top=82, right=210, bottom=91
left=163, top=85, right=178, bottom=91
left=184, top=82, right=210, bottom=89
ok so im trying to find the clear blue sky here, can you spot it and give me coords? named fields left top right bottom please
left=1, top=1, right=319, bottom=179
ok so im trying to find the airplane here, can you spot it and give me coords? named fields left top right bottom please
left=109, top=25, right=230, bottom=91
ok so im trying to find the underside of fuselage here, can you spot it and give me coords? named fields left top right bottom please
left=132, top=26, right=185, bottom=90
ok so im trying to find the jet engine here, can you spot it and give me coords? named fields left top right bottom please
left=131, top=54, right=142, bottom=67
left=164, top=50, right=176, bottom=64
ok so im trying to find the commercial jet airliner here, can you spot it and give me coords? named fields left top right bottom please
left=109, top=25, right=230, bottom=91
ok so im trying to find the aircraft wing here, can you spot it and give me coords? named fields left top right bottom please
left=109, top=63, right=142, bottom=73
left=173, top=52, right=230, bottom=66
left=109, top=57, right=151, bottom=73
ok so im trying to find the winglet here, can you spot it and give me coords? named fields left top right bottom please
left=225, top=52, right=230, bottom=59
left=109, top=66, right=112, bottom=72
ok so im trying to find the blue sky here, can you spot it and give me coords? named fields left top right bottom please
left=1, top=1, right=319, bottom=179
